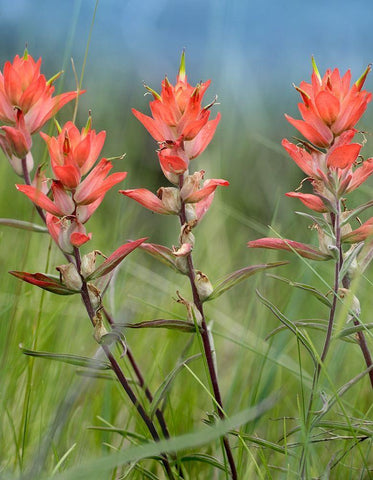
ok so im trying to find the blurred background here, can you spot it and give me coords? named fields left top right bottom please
left=0, top=1, right=372, bottom=478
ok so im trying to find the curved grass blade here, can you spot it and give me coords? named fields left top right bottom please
left=230, top=431, right=295, bottom=456
left=124, top=319, right=196, bottom=333
left=265, top=320, right=328, bottom=340
left=256, top=290, right=317, bottom=365
left=335, top=322, right=373, bottom=339
left=20, top=345, right=112, bottom=370
left=341, top=200, right=373, bottom=226
left=150, top=354, right=202, bottom=418
left=0, top=218, right=48, bottom=233
left=51, top=397, right=274, bottom=480
left=86, top=426, right=148, bottom=443
left=206, top=262, right=288, bottom=302
left=179, top=453, right=226, bottom=471
left=267, top=274, right=332, bottom=307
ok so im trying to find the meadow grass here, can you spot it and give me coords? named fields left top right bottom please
left=0, top=5, right=372, bottom=478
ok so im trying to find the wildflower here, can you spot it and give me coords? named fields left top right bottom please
left=132, top=51, right=220, bottom=162
left=40, top=120, right=106, bottom=189
left=0, top=50, right=80, bottom=135
left=285, top=59, right=371, bottom=148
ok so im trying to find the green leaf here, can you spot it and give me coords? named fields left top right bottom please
left=267, top=274, right=332, bottom=307
left=206, top=262, right=288, bottom=301
left=295, top=211, right=333, bottom=233
left=341, top=200, right=373, bottom=226
left=139, top=242, right=184, bottom=274
left=86, top=426, right=148, bottom=443
left=265, top=320, right=328, bottom=340
left=124, top=319, right=197, bottom=333
left=0, top=218, right=48, bottom=233
left=339, top=243, right=364, bottom=280
left=179, top=453, right=226, bottom=471
left=335, top=322, right=373, bottom=339
left=20, top=345, right=112, bottom=370
left=256, top=290, right=317, bottom=365
left=230, top=431, right=295, bottom=456
left=150, top=354, right=202, bottom=418
left=51, top=397, right=274, bottom=480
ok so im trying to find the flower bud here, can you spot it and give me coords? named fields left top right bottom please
left=316, top=225, right=334, bottom=255
left=81, top=250, right=103, bottom=278
left=338, top=288, right=361, bottom=323
left=185, top=204, right=197, bottom=222
left=87, top=283, right=101, bottom=310
left=93, top=312, right=108, bottom=343
left=179, top=222, right=197, bottom=247
left=195, top=270, right=213, bottom=300
left=56, top=263, right=82, bottom=291
left=157, top=187, right=181, bottom=213
left=180, top=170, right=205, bottom=200
left=8, top=151, right=34, bottom=177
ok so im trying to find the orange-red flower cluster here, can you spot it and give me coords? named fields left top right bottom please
left=0, top=50, right=80, bottom=174
left=17, top=122, right=126, bottom=252
left=249, top=60, right=373, bottom=259
left=122, top=53, right=227, bottom=221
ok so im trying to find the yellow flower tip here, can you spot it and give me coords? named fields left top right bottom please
left=311, top=55, right=322, bottom=83
left=178, top=50, right=186, bottom=82
left=53, top=118, right=62, bottom=134
left=47, top=70, right=63, bottom=86
left=355, top=64, right=372, bottom=91
left=84, top=112, right=92, bottom=134
left=23, top=47, right=29, bottom=60
left=144, top=83, right=161, bottom=100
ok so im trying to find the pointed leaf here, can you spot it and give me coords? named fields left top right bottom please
left=265, top=320, right=328, bottom=340
left=124, top=319, right=197, bottom=333
left=339, top=243, right=365, bottom=280
left=295, top=211, right=334, bottom=233
left=9, top=271, right=79, bottom=295
left=0, top=218, right=48, bottom=233
left=150, top=354, right=202, bottom=418
left=256, top=290, right=317, bottom=365
left=341, top=200, right=373, bottom=226
left=179, top=453, right=226, bottom=471
left=230, top=431, right=295, bottom=456
left=205, top=262, right=288, bottom=301
left=248, top=238, right=332, bottom=261
left=86, top=426, right=148, bottom=442
left=267, top=274, right=332, bottom=307
left=19, top=345, right=112, bottom=370
left=335, top=322, right=373, bottom=339
left=139, top=242, right=183, bottom=273
left=86, top=238, right=147, bottom=281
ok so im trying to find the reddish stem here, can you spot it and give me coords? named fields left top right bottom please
left=178, top=176, right=238, bottom=479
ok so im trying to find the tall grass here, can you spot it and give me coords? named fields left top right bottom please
left=0, top=2, right=372, bottom=479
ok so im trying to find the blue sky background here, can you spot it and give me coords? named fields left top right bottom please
left=1, top=0, right=372, bottom=220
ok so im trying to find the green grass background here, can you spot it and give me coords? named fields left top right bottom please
left=0, top=1, right=372, bottom=478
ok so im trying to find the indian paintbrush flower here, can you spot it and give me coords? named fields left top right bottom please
left=285, top=58, right=371, bottom=148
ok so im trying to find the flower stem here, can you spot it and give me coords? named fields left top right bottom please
left=21, top=157, right=46, bottom=223
left=178, top=177, right=238, bottom=479
left=102, top=307, right=173, bottom=441
left=74, top=249, right=175, bottom=480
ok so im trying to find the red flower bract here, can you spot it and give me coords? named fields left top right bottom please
left=132, top=52, right=220, bottom=162
left=0, top=50, right=81, bottom=134
left=285, top=60, right=372, bottom=148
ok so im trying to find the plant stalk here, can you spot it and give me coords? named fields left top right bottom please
left=178, top=176, right=238, bottom=480
left=75, top=249, right=176, bottom=480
